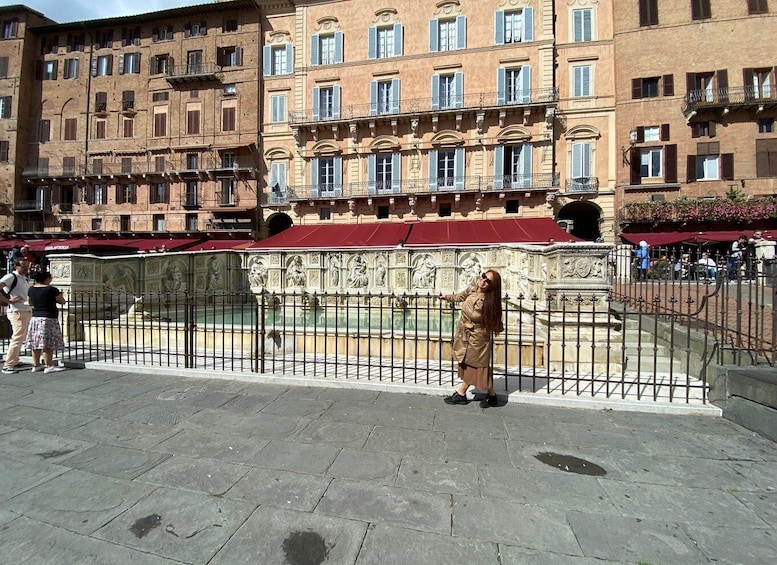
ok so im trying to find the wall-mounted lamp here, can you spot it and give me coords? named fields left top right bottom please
left=621, top=129, right=638, bottom=166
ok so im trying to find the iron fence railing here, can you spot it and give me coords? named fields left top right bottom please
left=682, top=85, right=777, bottom=115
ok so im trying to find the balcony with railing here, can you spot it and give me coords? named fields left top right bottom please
left=22, top=161, right=174, bottom=180
left=165, top=62, right=222, bottom=86
left=682, top=85, right=777, bottom=117
left=286, top=173, right=559, bottom=202
left=563, top=177, right=599, bottom=194
left=181, top=191, right=202, bottom=209
left=289, top=88, right=559, bottom=126
left=170, top=157, right=256, bottom=178
left=15, top=199, right=51, bottom=213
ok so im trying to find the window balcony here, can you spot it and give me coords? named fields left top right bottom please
left=22, top=161, right=173, bottom=181
left=181, top=192, right=202, bottom=209
left=288, top=87, right=559, bottom=126
left=682, top=86, right=777, bottom=118
left=563, top=177, right=599, bottom=194
left=15, top=199, right=51, bottom=212
left=165, top=62, right=222, bottom=86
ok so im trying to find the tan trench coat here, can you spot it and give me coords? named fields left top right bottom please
left=442, top=287, right=492, bottom=368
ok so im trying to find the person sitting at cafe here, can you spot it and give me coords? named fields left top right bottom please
left=696, top=252, right=717, bottom=281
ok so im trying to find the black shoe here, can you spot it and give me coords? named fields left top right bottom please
left=480, top=394, right=498, bottom=408
left=444, top=391, right=468, bottom=405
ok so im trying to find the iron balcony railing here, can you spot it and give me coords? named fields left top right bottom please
left=172, top=158, right=256, bottom=174
left=22, top=161, right=175, bottom=179
left=564, top=177, right=599, bottom=194
left=15, top=199, right=51, bottom=212
left=289, top=88, right=559, bottom=125
left=682, top=85, right=777, bottom=115
left=165, top=62, right=221, bottom=79
left=287, top=173, right=559, bottom=201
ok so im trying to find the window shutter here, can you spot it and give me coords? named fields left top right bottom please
left=236, top=47, right=242, bottom=65
left=630, top=149, right=641, bottom=185
left=201, top=22, right=207, bottom=36
left=520, top=65, right=532, bottom=103
left=310, top=157, right=319, bottom=197
left=333, top=156, right=343, bottom=197
left=716, top=69, right=728, bottom=89
left=391, top=78, right=400, bottom=113
left=332, top=85, right=341, bottom=119
left=520, top=144, right=533, bottom=187
left=660, top=123, right=670, bottom=141
left=391, top=152, right=401, bottom=192
left=429, top=20, right=438, bottom=52
left=662, top=74, right=674, bottom=96
left=368, top=27, right=377, bottom=59
left=0, top=57, right=8, bottom=78
left=494, top=11, right=505, bottom=45
left=691, top=123, right=700, bottom=138
left=456, top=15, right=467, bottom=49
left=262, top=46, right=271, bottom=75
left=184, top=24, right=191, bottom=38
left=367, top=153, right=376, bottom=194
left=523, top=7, right=534, bottom=41
left=493, top=145, right=504, bottom=189
left=118, top=53, right=125, bottom=74
left=310, top=34, right=319, bottom=65
left=428, top=149, right=438, bottom=191
left=431, top=75, right=440, bottom=110
left=721, top=153, right=734, bottom=180
left=285, top=44, right=293, bottom=74
left=393, top=23, right=403, bottom=56
left=755, top=139, right=769, bottom=177
left=686, top=72, right=696, bottom=94
left=312, top=86, right=320, bottom=120
left=454, top=147, right=465, bottom=189
left=664, top=144, right=677, bottom=182
left=632, top=78, right=642, bottom=99
left=0, top=141, right=7, bottom=162
left=152, top=28, right=159, bottom=42
left=636, top=126, right=645, bottom=143
left=121, top=27, right=127, bottom=46
left=334, top=31, right=343, bottom=64
left=369, top=80, right=378, bottom=115
left=686, top=154, right=697, bottom=182
left=453, top=71, right=463, bottom=108
left=107, top=55, right=113, bottom=75
left=497, top=68, right=507, bottom=105
left=708, top=121, right=716, bottom=137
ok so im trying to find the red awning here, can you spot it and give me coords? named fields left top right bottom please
left=0, top=239, right=48, bottom=252
left=44, top=238, right=130, bottom=252
left=404, top=218, right=579, bottom=247
left=248, top=223, right=413, bottom=250
left=184, top=239, right=255, bottom=251
left=125, top=238, right=203, bottom=252
left=620, top=230, right=774, bottom=247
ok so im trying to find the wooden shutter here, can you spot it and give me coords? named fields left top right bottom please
left=632, top=78, right=642, bottom=99
left=664, top=144, right=677, bottom=183
left=691, top=123, right=701, bottom=138
left=686, top=72, right=696, bottom=94
left=660, top=124, right=670, bottom=141
left=686, top=154, right=697, bottom=182
left=635, top=126, right=645, bottom=143
left=721, top=153, right=734, bottom=180
left=0, top=57, right=7, bottom=78
left=0, top=141, right=8, bottom=162
left=663, top=74, right=674, bottom=96
left=222, top=107, right=235, bottom=131
left=629, top=148, right=641, bottom=185
left=708, top=121, right=716, bottom=137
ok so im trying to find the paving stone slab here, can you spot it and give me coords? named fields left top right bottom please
left=210, top=505, right=366, bottom=565
left=59, top=444, right=171, bottom=480
left=327, top=448, right=401, bottom=483
left=0, top=455, right=68, bottom=501
left=553, top=420, right=645, bottom=450
left=119, top=402, right=205, bottom=426
left=27, top=374, right=117, bottom=394
left=259, top=397, right=333, bottom=418
left=433, top=410, right=509, bottom=440
left=77, top=380, right=169, bottom=400
left=151, top=429, right=268, bottom=463
left=599, top=479, right=769, bottom=527
left=218, top=394, right=275, bottom=414
left=316, top=479, right=451, bottom=534
left=178, top=408, right=307, bottom=439
left=0, top=509, right=16, bottom=527
left=443, top=434, right=512, bottom=466
left=499, top=545, right=631, bottom=565
left=319, top=401, right=435, bottom=430
left=251, top=439, right=340, bottom=474
left=136, top=385, right=239, bottom=409
left=0, top=429, right=94, bottom=464
left=501, top=418, right=568, bottom=445
left=225, top=467, right=332, bottom=511
left=364, top=424, right=445, bottom=457
left=356, top=523, right=499, bottom=565
left=64, top=417, right=179, bottom=450
left=0, top=405, right=97, bottom=435
left=726, top=460, right=777, bottom=492
left=395, top=455, right=479, bottom=495
left=0, top=383, right=33, bottom=401
left=566, top=511, right=711, bottom=564
left=452, top=495, right=582, bottom=555
left=296, top=419, right=373, bottom=448
left=684, top=524, right=777, bottom=565
left=731, top=491, right=777, bottom=525
left=0, top=423, right=15, bottom=435
left=0, top=515, right=179, bottom=564
left=135, top=454, right=250, bottom=495
left=93, top=486, right=256, bottom=564
left=373, top=390, right=444, bottom=409
left=281, top=385, right=379, bottom=403
left=5, top=468, right=156, bottom=535
left=12, top=389, right=119, bottom=415
left=505, top=441, right=630, bottom=482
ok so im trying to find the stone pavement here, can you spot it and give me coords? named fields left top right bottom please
left=0, top=364, right=775, bottom=564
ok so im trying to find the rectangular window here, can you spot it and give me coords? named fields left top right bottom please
left=92, top=183, right=107, bottom=205
left=187, top=109, right=200, bottom=134
left=43, top=60, right=57, bottom=80
left=749, top=68, right=773, bottom=99
left=186, top=153, right=199, bottom=169
left=377, top=80, right=393, bottom=115
left=377, top=27, right=395, bottom=58
left=152, top=91, right=169, bottom=102
left=318, top=158, right=335, bottom=193
left=121, top=158, right=132, bottom=173
left=320, top=35, right=335, bottom=65
left=155, top=156, right=166, bottom=172
left=92, top=218, right=102, bottom=230
left=495, top=9, right=532, bottom=45
left=153, top=214, right=166, bottom=231
left=151, top=183, right=168, bottom=204
left=64, top=118, right=77, bottom=140
left=153, top=26, right=174, bottom=41
left=0, top=96, right=11, bottom=118
left=184, top=180, right=198, bottom=206
left=0, top=56, right=7, bottom=78
left=151, top=54, right=172, bottom=75
left=187, top=50, right=203, bottom=74
left=758, top=118, right=774, bottom=133
left=185, top=22, right=207, bottom=37
left=220, top=179, right=236, bottom=204
left=223, top=83, right=237, bottom=95
left=439, top=75, right=456, bottom=108
left=92, top=158, right=103, bottom=175
left=271, top=94, right=287, bottom=123
left=67, top=32, right=85, bottom=52
left=643, top=126, right=660, bottom=142
left=121, top=215, right=131, bottom=230
left=639, top=0, right=659, bottom=26
left=691, top=0, right=712, bottom=20
left=502, top=67, right=531, bottom=104
left=0, top=141, right=8, bottom=162
left=320, top=208, right=331, bottom=221
left=121, top=52, right=141, bottom=74
left=153, top=112, right=167, bottom=137
left=123, top=118, right=134, bottom=138
left=696, top=155, right=719, bottom=180
left=221, top=152, right=235, bottom=168
left=438, top=19, right=457, bottom=51
left=572, top=8, right=593, bottom=42
left=94, top=55, right=112, bottom=76
left=186, top=214, right=198, bottom=231
left=95, top=119, right=106, bottom=139
left=639, top=147, right=662, bottom=178
left=437, top=150, right=456, bottom=189
left=273, top=46, right=287, bottom=75
left=63, top=58, right=79, bottom=79
left=756, top=139, right=777, bottom=177
left=2, top=19, right=19, bottom=39
left=636, top=77, right=660, bottom=98
left=319, top=87, right=335, bottom=119
left=222, top=106, right=236, bottom=131
left=121, top=90, right=134, bottom=111
left=39, top=119, right=51, bottom=142
left=62, top=156, right=75, bottom=175
left=224, top=19, right=238, bottom=33
left=217, top=46, right=241, bottom=67
left=118, top=184, right=136, bottom=204
left=748, top=0, right=769, bottom=15
left=573, top=65, right=592, bottom=97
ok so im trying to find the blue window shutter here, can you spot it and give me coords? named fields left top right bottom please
left=523, top=7, right=534, bottom=42
left=521, top=144, right=533, bottom=187
left=263, top=46, right=271, bottom=76
left=285, top=44, right=293, bottom=74
left=571, top=143, right=583, bottom=178
left=394, top=23, right=403, bottom=56
left=431, top=75, right=440, bottom=110
left=454, top=147, right=465, bottom=189
left=520, top=65, right=532, bottom=103
left=454, top=71, right=463, bottom=108
left=456, top=15, right=467, bottom=49
left=332, top=85, right=341, bottom=119
left=368, top=27, right=377, bottom=59
left=311, top=158, right=319, bottom=197
left=494, top=11, right=505, bottom=45
left=392, top=152, right=401, bottom=192
left=310, top=34, right=319, bottom=65
left=334, top=32, right=344, bottom=63
left=334, top=156, right=342, bottom=197
left=497, top=67, right=506, bottom=105
left=370, top=80, right=378, bottom=115
left=493, top=145, right=505, bottom=189
left=428, top=149, right=438, bottom=191
left=312, top=87, right=320, bottom=121
left=429, top=20, right=438, bottom=52
left=368, top=153, right=377, bottom=194
left=391, top=78, right=401, bottom=113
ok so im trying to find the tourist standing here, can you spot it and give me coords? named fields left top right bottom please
left=1, top=259, right=32, bottom=374
left=27, top=271, right=66, bottom=373
left=634, top=240, right=650, bottom=280
left=729, top=235, right=747, bottom=280
left=441, top=269, right=504, bottom=408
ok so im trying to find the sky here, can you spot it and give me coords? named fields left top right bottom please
left=0, top=0, right=202, bottom=24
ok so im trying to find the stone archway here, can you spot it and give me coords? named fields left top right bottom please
left=557, top=201, right=602, bottom=242
left=266, top=213, right=293, bottom=238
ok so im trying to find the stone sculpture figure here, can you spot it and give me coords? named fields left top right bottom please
left=412, top=255, right=437, bottom=288
left=248, top=260, right=268, bottom=287
left=287, top=256, right=306, bottom=287
left=347, top=255, right=369, bottom=288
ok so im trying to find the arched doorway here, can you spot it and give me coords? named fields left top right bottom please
left=557, top=201, right=602, bottom=242
left=266, top=213, right=293, bottom=238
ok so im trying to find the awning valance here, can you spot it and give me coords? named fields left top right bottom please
left=620, top=230, right=775, bottom=247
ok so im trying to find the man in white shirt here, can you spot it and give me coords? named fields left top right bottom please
left=697, top=252, right=717, bottom=281
left=1, top=259, right=32, bottom=374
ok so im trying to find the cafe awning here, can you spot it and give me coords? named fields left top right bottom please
left=620, top=230, right=773, bottom=247
left=248, top=222, right=412, bottom=250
